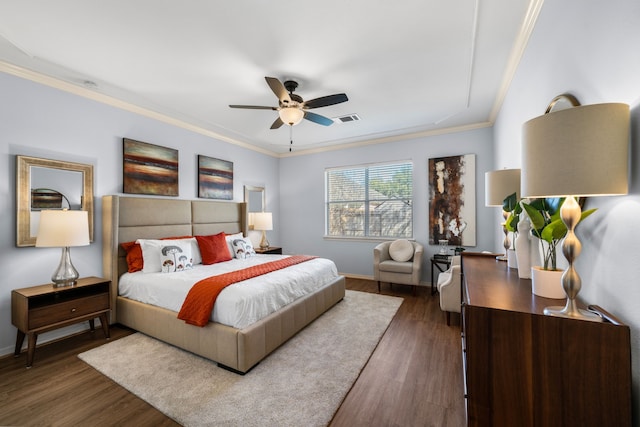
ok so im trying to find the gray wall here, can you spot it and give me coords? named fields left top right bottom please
left=0, top=72, right=280, bottom=356
left=493, top=0, right=640, bottom=417
left=278, top=127, right=495, bottom=278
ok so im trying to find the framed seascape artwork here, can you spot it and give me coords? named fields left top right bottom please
left=428, top=154, right=476, bottom=247
left=123, top=138, right=179, bottom=196
left=198, top=155, right=233, bottom=200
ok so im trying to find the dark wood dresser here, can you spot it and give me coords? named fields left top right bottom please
left=461, top=253, right=632, bottom=426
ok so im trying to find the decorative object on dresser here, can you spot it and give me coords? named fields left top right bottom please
left=36, top=209, right=90, bottom=287
left=11, top=276, right=111, bottom=368
left=198, top=155, right=233, bottom=200
left=521, top=94, right=629, bottom=321
left=122, top=138, right=178, bottom=196
left=253, top=211, right=273, bottom=249
left=484, top=168, right=520, bottom=262
left=462, top=253, right=631, bottom=426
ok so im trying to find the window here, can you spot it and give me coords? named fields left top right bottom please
left=326, top=161, right=413, bottom=238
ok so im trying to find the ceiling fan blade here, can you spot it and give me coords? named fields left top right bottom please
left=229, top=104, right=277, bottom=110
left=270, top=117, right=284, bottom=129
left=265, top=77, right=291, bottom=104
left=303, top=93, right=348, bottom=109
left=304, top=111, right=334, bottom=126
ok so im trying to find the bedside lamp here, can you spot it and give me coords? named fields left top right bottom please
left=522, top=98, right=629, bottom=321
left=36, top=209, right=90, bottom=287
left=485, top=168, right=521, bottom=261
left=253, top=212, right=273, bottom=249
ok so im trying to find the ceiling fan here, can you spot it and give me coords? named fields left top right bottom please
left=229, top=77, right=348, bottom=129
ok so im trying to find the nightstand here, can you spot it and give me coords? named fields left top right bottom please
left=254, top=246, right=283, bottom=255
left=11, top=276, right=111, bottom=367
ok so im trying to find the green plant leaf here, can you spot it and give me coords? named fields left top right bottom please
left=522, top=202, right=545, bottom=230
left=502, top=192, right=519, bottom=212
left=545, top=197, right=564, bottom=216
left=541, top=218, right=568, bottom=242
left=505, top=212, right=518, bottom=232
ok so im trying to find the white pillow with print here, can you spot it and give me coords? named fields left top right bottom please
left=232, top=237, right=256, bottom=260
left=225, top=233, right=243, bottom=258
left=137, top=239, right=193, bottom=273
left=159, top=241, right=193, bottom=273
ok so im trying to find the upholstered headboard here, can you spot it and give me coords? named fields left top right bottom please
left=102, top=195, right=247, bottom=322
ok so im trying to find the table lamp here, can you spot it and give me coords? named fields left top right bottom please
left=253, top=212, right=273, bottom=249
left=485, top=168, right=521, bottom=261
left=36, top=209, right=90, bottom=287
left=521, top=97, right=629, bottom=321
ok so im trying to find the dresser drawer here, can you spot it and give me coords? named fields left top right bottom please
left=28, top=293, right=109, bottom=330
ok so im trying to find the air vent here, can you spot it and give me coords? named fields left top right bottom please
left=335, top=114, right=361, bottom=123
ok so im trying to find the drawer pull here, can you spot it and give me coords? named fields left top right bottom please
left=71, top=308, right=77, bottom=313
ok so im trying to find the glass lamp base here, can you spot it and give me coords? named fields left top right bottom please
left=51, top=247, right=79, bottom=287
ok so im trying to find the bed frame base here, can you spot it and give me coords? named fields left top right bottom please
left=103, top=195, right=346, bottom=374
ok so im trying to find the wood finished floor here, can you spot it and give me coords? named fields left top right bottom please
left=0, top=278, right=465, bottom=427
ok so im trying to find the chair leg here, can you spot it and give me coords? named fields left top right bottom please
left=446, top=311, right=451, bottom=326
left=377, top=281, right=381, bottom=293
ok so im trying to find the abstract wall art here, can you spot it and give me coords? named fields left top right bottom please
left=123, top=138, right=178, bottom=196
left=198, top=155, right=233, bottom=200
left=428, top=154, right=476, bottom=246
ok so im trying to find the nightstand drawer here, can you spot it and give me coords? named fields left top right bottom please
left=28, top=293, right=109, bottom=330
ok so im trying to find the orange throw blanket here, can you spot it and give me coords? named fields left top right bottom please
left=177, top=255, right=317, bottom=327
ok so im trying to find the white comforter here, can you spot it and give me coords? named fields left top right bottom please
left=119, top=255, right=339, bottom=329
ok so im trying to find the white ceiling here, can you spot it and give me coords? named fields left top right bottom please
left=0, top=0, right=541, bottom=156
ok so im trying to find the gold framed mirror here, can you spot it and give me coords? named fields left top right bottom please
left=16, top=155, right=94, bottom=247
left=244, top=185, right=265, bottom=230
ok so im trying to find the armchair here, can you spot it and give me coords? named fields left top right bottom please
left=373, top=240, right=424, bottom=293
left=437, top=255, right=461, bottom=325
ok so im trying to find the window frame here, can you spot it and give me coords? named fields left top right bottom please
left=324, top=160, right=414, bottom=240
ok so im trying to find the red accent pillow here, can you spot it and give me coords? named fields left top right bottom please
left=121, top=241, right=144, bottom=273
left=195, top=233, right=232, bottom=265
left=121, top=235, right=193, bottom=273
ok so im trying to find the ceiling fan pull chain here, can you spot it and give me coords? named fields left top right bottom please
left=289, top=125, right=293, bottom=152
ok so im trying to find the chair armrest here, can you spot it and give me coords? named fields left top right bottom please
left=439, top=265, right=461, bottom=313
left=374, top=241, right=392, bottom=263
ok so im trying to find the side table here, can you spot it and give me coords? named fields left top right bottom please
left=255, top=246, right=283, bottom=255
left=11, top=276, right=111, bottom=367
left=430, top=255, right=452, bottom=295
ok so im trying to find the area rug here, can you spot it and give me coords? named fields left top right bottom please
left=78, top=290, right=403, bottom=427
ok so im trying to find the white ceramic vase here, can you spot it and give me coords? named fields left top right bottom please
left=531, top=266, right=565, bottom=299
left=507, top=248, right=518, bottom=269
left=515, top=214, right=532, bottom=279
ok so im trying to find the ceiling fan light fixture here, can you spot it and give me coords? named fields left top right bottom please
left=279, top=107, right=304, bottom=126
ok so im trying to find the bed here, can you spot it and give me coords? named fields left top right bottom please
left=102, top=195, right=345, bottom=373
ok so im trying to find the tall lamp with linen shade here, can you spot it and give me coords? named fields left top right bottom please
left=36, top=209, right=90, bottom=287
left=521, top=96, right=629, bottom=321
left=485, top=168, right=521, bottom=261
left=253, top=212, right=273, bottom=249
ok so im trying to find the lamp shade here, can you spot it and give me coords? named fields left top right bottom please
left=522, top=103, right=629, bottom=198
left=278, top=107, right=304, bottom=126
left=485, top=169, right=521, bottom=206
left=253, top=212, right=273, bottom=231
left=36, top=210, right=90, bottom=247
